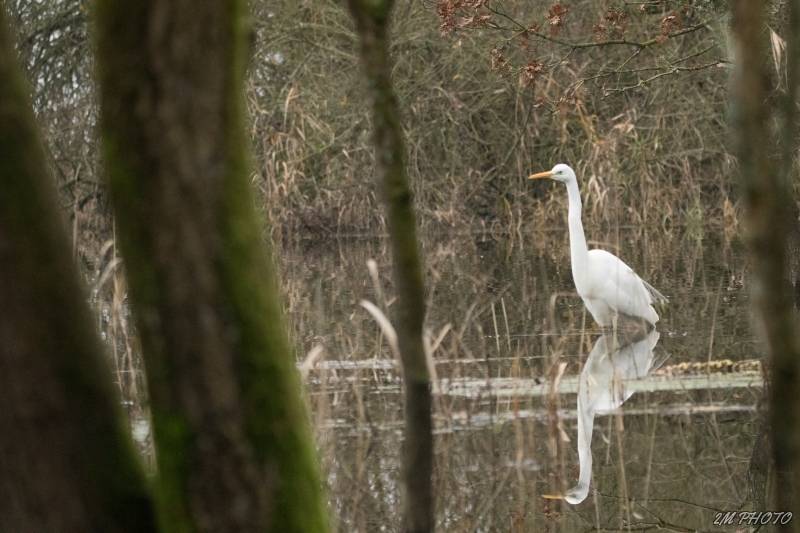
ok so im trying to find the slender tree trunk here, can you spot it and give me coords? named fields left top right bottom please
left=731, top=0, right=800, bottom=525
left=94, top=1, right=329, bottom=532
left=0, top=4, right=158, bottom=532
left=345, top=2, right=433, bottom=532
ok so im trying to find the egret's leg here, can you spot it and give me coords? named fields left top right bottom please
left=610, top=313, right=619, bottom=353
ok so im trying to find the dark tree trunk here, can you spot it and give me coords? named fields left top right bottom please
left=745, top=412, right=772, bottom=510
left=345, top=2, right=433, bottom=532
left=732, top=0, right=800, bottom=525
left=0, top=4, right=157, bottom=532
left=94, top=1, right=329, bottom=531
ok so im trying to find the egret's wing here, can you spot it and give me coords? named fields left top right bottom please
left=587, top=250, right=658, bottom=324
left=641, top=278, right=668, bottom=304
left=648, top=348, right=670, bottom=374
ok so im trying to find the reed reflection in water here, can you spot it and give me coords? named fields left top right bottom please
left=288, top=229, right=762, bottom=531
left=115, top=230, right=764, bottom=530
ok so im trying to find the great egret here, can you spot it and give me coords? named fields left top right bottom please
left=562, top=330, right=662, bottom=504
left=529, top=164, right=666, bottom=329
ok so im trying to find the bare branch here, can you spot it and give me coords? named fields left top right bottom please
left=603, top=61, right=725, bottom=93
left=523, top=21, right=711, bottom=50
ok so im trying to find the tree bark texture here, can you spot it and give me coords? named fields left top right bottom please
left=94, top=1, right=328, bottom=532
left=346, top=2, right=433, bottom=532
left=0, top=4, right=157, bottom=532
left=732, top=0, right=800, bottom=525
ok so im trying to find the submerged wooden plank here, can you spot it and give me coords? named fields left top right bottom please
left=436, top=371, right=762, bottom=399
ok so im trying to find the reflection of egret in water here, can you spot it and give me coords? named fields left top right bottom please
left=563, top=329, right=663, bottom=504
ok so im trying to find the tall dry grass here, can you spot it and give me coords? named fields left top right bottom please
left=250, top=0, right=741, bottom=237
left=8, top=0, right=774, bottom=252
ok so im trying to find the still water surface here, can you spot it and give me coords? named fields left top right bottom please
left=283, top=227, right=762, bottom=532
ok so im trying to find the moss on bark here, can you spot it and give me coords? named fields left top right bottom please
left=0, top=3, right=157, bottom=531
left=95, top=1, right=329, bottom=532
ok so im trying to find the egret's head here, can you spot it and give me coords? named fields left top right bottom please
left=529, top=163, right=576, bottom=184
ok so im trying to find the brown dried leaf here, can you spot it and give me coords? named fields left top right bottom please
left=592, top=23, right=607, bottom=42
left=437, top=0, right=457, bottom=36
left=521, top=59, right=546, bottom=87
left=604, top=7, right=628, bottom=38
left=548, top=3, right=570, bottom=19
left=440, top=21, right=456, bottom=37
left=654, top=12, right=681, bottom=43
left=490, top=44, right=511, bottom=75
left=659, top=13, right=681, bottom=33
left=459, top=12, right=492, bottom=28
left=662, top=13, right=679, bottom=28
left=546, top=3, right=571, bottom=37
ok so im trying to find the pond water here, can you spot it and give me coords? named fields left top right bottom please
left=282, top=226, right=763, bottom=532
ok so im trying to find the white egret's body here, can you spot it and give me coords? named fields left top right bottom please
left=530, top=164, right=665, bottom=328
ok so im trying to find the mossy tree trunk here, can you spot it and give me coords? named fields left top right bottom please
left=0, top=4, right=158, bottom=532
left=731, top=0, right=800, bottom=524
left=346, top=2, right=433, bottom=532
left=94, top=1, right=329, bottom=532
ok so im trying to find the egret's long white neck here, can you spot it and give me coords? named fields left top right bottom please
left=565, top=394, right=593, bottom=504
left=565, top=179, right=589, bottom=293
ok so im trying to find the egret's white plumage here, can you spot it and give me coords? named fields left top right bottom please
left=529, top=164, right=665, bottom=328
left=565, top=330, right=662, bottom=504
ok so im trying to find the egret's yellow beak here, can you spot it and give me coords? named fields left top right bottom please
left=529, top=171, right=553, bottom=180
left=541, top=493, right=565, bottom=500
